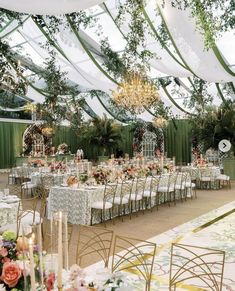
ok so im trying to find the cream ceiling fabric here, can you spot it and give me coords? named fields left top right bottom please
left=0, top=0, right=103, bottom=15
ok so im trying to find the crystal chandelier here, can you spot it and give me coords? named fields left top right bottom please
left=112, top=71, right=160, bottom=114
left=153, top=116, right=168, bottom=128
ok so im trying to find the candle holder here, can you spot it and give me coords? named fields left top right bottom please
left=47, top=212, right=69, bottom=289
left=22, top=223, right=45, bottom=290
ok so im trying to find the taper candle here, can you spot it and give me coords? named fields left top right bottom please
left=57, top=211, right=63, bottom=289
left=29, top=237, right=36, bottom=291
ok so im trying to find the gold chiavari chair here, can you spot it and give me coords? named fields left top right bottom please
left=125, top=177, right=146, bottom=218
left=90, top=183, right=117, bottom=225
left=143, top=176, right=160, bottom=211
left=112, top=179, right=134, bottom=222
left=156, top=173, right=176, bottom=207
left=76, top=225, right=114, bottom=268
left=0, top=195, right=43, bottom=236
left=112, top=235, right=156, bottom=291
left=184, top=172, right=197, bottom=199
left=170, top=243, right=225, bottom=291
left=174, top=172, right=187, bottom=203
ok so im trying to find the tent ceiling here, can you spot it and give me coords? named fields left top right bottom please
left=0, top=0, right=104, bottom=15
left=0, top=0, right=234, bottom=122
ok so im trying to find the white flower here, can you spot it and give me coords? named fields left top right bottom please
left=0, top=284, right=6, bottom=291
left=16, top=260, right=31, bottom=276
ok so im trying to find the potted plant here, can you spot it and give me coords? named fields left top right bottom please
left=84, top=115, right=122, bottom=162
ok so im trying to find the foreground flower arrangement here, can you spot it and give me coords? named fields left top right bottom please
left=0, top=231, right=41, bottom=291
left=0, top=231, right=131, bottom=291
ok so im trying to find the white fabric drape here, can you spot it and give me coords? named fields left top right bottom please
left=0, top=0, right=103, bottom=15
left=156, top=0, right=235, bottom=83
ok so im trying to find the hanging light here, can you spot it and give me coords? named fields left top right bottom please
left=152, top=116, right=168, bottom=128
left=42, top=127, right=55, bottom=137
left=112, top=71, right=160, bottom=114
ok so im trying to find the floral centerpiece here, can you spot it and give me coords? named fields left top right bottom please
left=0, top=231, right=40, bottom=291
left=122, top=166, right=136, bottom=180
left=67, top=176, right=78, bottom=187
left=45, top=264, right=130, bottom=291
left=57, top=143, right=69, bottom=155
left=92, top=168, right=111, bottom=185
left=28, top=159, right=46, bottom=167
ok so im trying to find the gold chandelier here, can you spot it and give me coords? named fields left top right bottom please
left=153, top=116, right=168, bottom=128
left=112, top=71, right=160, bottom=114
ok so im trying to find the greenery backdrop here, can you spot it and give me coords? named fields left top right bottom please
left=0, top=120, right=192, bottom=168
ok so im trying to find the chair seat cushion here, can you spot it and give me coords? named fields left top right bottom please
left=184, top=182, right=196, bottom=188
left=216, top=175, right=230, bottom=181
left=22, top=183, right=36, bottom=189
left=124, top=194, right=142, bottom=201
left=143, top=190, right=151, bottom=197
left=21, top=211, right=42, bottom=225
left=158, top=186, right=174, bottom=192
left=175, top=184, right=185, bottom=190
left=200, top=177, right=211, bottom=182
left=91, top=201, right=112, bottom=209
left=112, top=197, right=129, bottom=205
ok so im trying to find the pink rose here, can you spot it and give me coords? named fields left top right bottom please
left=0, top=248, right=8, bottom=257
left=1, top=257, right=10, bottom=263
left=0, top=262, right=22, bottom=287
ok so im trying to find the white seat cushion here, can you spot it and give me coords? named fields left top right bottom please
left=91, top=201, right=112, bottom=209
left=200, top=177, right=211, bottom=182
left=175, top=184, right=185, bottom=190
left=22, top=183, right=36, bottom=189
left=184, top=182, right=196, bottom=188
left=158, top=186, right=174, bottom=192
left=124, top=194, right=142, bottom=201
left=21, top=211, right=42, bottom=225
left=216, top=175, right=230, bottom=181
left=143, top=190, right=151, bottom=197
left=112, top=197, right=129, bottom=205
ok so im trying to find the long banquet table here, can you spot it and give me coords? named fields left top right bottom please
left=48, top=175, right=190, bottom=225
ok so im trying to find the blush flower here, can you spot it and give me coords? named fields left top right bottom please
left=0, top=262, right=22, bottom=287
left=0, top=248, right=8, bottom=257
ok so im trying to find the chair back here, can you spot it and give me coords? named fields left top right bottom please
left=133, top=177, right=146, bottom=196
left=103, top=183, right=118, bottom=205
left=120, top=179, right=134, bottom=198
left=170, top=243, right=225, bottom=291
left=76, top=225, right=113, bottom=268
left=17, top=195, right=42, bottom=236
left=112, top=235, right=156, bottom=291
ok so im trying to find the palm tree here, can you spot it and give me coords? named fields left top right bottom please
left=85, top=115, right=122, bottom=157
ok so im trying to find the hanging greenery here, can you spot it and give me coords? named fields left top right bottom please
left=38, top=48, right=83, bottom=127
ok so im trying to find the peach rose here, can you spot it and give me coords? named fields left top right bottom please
left=0, top=262, right=22, bottom=287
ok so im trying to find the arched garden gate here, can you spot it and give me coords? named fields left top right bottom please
left=133, top=123, right=164, bottom=157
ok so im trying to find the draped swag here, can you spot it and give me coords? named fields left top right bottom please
left=0, top=120, right=192, bottom=168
